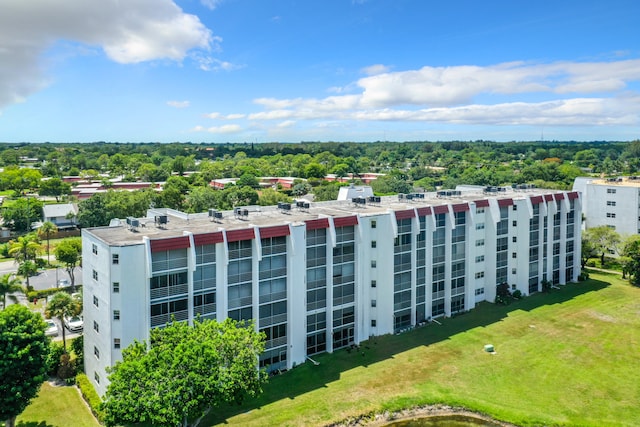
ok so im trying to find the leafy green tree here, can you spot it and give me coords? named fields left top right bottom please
left=0, top=304, right=50, bottom=427
left=2, top=197, right=44, bottom=232
left=45, top=292, right=81, bottom=351
left=37, top=221, right=58, bottom=265
left=583, top=226, right=622, bottom=268
left=184, top=186, right=219, bottom=213
left=303, top=162, right=327, bottom=179
left=54, top=238, right=82, bottom=289
left=0, top=273, right=24, bottom=310
left=0, top=166, right=42, bottom=194
left=581, top=236, right=597, bottom=269
left=8, top=235, right=40, bottom=288
left=39, top=177, right=72, bottom=201
left=621, top=236, right=640, bottom=286
left=258, top=188, right=291, bottom=206
left=237, top=173, right=260, bottom=188
left=102, top=318, right=267, bottom=427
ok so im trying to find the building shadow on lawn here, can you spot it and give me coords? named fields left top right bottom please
left=16, top=422, right=54, bottom=427
left=208, top=278, right=610, bottom=425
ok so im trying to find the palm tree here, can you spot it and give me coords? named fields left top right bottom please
left=45, top=292, right=81, bottom=351
left=8, top=234, right=41, bottom=288
left=0, top=273, right=24, bottom=310
left=37, top=221, right=58, bottom=266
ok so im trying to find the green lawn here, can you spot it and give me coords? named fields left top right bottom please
left=7, top=382, right=100, bottom=427
left=9, top=272, right=640, bottom=427
left=208, top=273, right=639, bottom=427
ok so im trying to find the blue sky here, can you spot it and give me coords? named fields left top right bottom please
left=0, top=0, right=639, bottom=143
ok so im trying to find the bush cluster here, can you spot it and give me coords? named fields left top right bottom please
left=76, top=373, right=104, bottom=422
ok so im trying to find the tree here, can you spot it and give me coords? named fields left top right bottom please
left=8, top=235, right=40, bottom=288
left=39, top=177, right=72, bottom=201
left=102, top=318, right=267, bottom=427
left=45, top=291, right=81, bottom=352
left=0, top=273, right=24, bottom=310
left=2, top=197, right=44, bottom=232
left=54, top=238, right=82, bottom=289
left=581, top=236, right=598, bottom=269
left=37, top=221, right=58, bottom=265
left=583, top=226, right=622, bottom=267
left=0, top=304, right=50, bottom=427
left=621, top=236, right=640, bottom=286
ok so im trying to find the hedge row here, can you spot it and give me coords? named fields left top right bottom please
left=76, top=373, right=105, bottom=423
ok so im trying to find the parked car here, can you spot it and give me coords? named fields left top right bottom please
left=57, top=278, right=71, bottom=288
left=45, top=320, right=59, bottom=337
left=64, top=315, right=83, bottom=332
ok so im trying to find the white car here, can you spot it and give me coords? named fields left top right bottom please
left=45, top=320, right=59, bottom=337
left=57, top=279, right=71, bottom=288
left=64, top=316, right=83, bottom=332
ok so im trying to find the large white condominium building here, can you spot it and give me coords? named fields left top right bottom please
left=573, top=176, right=640, bottom=236
left=82, top=185, right=582, bottom=396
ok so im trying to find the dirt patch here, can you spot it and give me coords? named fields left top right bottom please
left=332, top=405, right=519, bottom=427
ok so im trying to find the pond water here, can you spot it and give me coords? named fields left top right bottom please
left=383, top=414, right=503, bottom=427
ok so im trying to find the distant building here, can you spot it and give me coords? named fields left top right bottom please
left=82, top=186, right=581, bottom=396
left=42, top=203, right=78, bottom=229
left=573, top=176, right=640, bottom=236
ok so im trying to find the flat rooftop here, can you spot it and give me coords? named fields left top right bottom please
left=588, top=177, right=640, bottom=188
left=86, top=186, right=570, bottom=246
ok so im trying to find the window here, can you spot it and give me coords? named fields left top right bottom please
left=93, top=295, right=99, bottom=307
left=512, top=252, right=517, bottom=259
left=371, top=280, right=377, bottom=288
left=112, top=254, right=119, bottom=265
left=114, top=338, right=121, bottom=349
left=476, top=239, right=484, bottom=247
left=371, top=300, right=377, bottom=307
left=94, top=346, right=100, bottom=359
left=113, top=282, right=120, bottom=293
left=94, top=372, right=100, bottom=384
left=475, top=255, right=484, bottom=263
left=512, top=205, right=517, bottom=211
left=93, top=321, right=99, bottom=333
left=371, top=241, right=377, bottom=248
left=476, top=207, right=485, bottom=214
left=606, top=213, right=616, bottom=218
left=92, top=244, right=97, bottom=255
left=113, top=310, right=120, bottom=320
left=371, top=260, right=377, bottom=268
left=475, top=288, right=485, bottom=295
left=512, top=220, right=517, bottom=227
left=512, top=237, right=517, bottom=243
left=371, top=220, right=377, bottom=228
left=371, top=319, right=377, bottom=327
left=607, top=201, right=616, bottom=206
left=476, top=223, right=485, bottom=230
left=92, top=270, right=98, bottom=281
left=607, top=188, right=617, bottom=194
left=475, top=272, right=485, bottom=279
left=512, top=268, right=517, bottom=274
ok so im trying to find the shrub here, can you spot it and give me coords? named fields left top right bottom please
left=76, top=373, right=104, bottom=422
left=512, top=289, right=522, bottom=299
left=0, top=243, right=9, bottom=258
left=71, top=335, right=84, bottom=372
left=586, top=260, right=596, bottom=267
left=47, top=341, right=65, bottom=375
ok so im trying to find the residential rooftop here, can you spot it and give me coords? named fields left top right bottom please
left=86, top=185, right=575, bottom=246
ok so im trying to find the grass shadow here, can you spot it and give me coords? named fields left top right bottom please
left=16, top=422, right=54, bottom=427
left=207, top=278, right=611, bottom=425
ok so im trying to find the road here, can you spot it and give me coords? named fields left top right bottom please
left=0, top=260, right=82, bottom=291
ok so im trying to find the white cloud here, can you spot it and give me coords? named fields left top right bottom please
left=276, top=120, right=296, bottom=128
left=201, top=0, right=223, bottom=10
left=0, top=0, right=215, bottom=109
left=199, top=124, right=243, bottom=134
left=240, top=59, right=640, bottom=128
left=205, top=112, right=246, bottom=120
left=167, top=100, right=190, bottom=108
left=361, top=64, right=391, bottom=76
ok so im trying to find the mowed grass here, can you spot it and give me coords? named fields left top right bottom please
left=10, top=382, right=101, bottom=427
left=209, top=272, right=640, bottom=427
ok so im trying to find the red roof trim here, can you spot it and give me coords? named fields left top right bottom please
left=530, top=195, right=544, bottom=205
left=567, top=191, right=579, bottom=200
left=395, top=209, right=416, bottom=220
left=416, top=206, right=433, bottom=216
left=150, top=236, right=191, bottom=253
left=260, top=224, right=290, bottom=239
left=452, top=203, right=470, bottom=213
left=193, top=232, right=224, bottom=246
left=306, top=218, right=330, bottom=230
left=433, top=205, right=449, bottom=215
left=497, top=198, right=514, bottom=207
left=475, top=199, right=490, bottom=208
left=554, top=193, right=565, bottom=201
left=226, top=228, right=255, bottom=243
left=333, top=215, right=359, bottom=227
